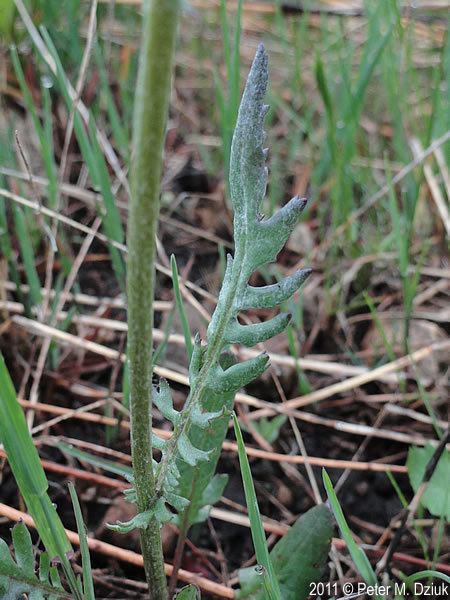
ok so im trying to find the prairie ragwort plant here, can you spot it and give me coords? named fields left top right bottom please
left=0, top=30, right=314, bottom=600
left=114, top=43, right=311, bottom=537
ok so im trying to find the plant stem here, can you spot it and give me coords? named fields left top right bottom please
left=127, top=1, right=179, bottom=598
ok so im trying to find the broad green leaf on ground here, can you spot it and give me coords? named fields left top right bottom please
left=175, top=584, right=201, bottom=599
left=252, top=415, right=287, bottom=444
left=0, top=355, right=72, bottom=560
left=237, top=504, right=333, bottom=600
left=0, top=521, right=67, bottom=599
left=407, top=444, right=450, bottom=519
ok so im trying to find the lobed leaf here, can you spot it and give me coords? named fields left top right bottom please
left=207, top=353, right=270, bottom=394
left=223, top=313, right=291, bottom=347
left=236, top=268, right=311, bottom=311
left=177, top=433, right=212, bottom=467
left=0, top=522, right=67, bottom=599
left=246, top=196, right=308, bottom=273
left=190, top=404, right=225, bottom=428
left=120, top=44, right=311, bottom=533
left=153, top=379, right=181, bottom=426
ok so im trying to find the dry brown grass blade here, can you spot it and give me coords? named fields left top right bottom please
left=1, top=500, right=448, bottom=579
left=17, top=399, right=409, bottom=473
left=3, top=298, right=405, bottom=383
left=410, top=137, right=450, bottom=236
left=2, top=282, right=171, bottom=312
left=10, top=309, right=420, bottom=392
left=221, top=443, right=408, bottom=473
left=302, top=129, right=450, bottom=266
left=13, top=0, right=130, bottom=195
left=0, top=187, right=215, bottom=303
left=249, top=339, right=450, bottom=415
left=11, top=315, right=442, bottom=447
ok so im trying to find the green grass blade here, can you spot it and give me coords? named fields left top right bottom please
left=11, top=47, right=58, bottom=209
left=286, top=325, right=312, bottom=395
left=57, top=442, right=132, bottom=479
left=0, top=355, right=73, bottom=562
left=219, top=0, right=231, bottom=87
left=39, top=29, right=100, bottom=175
left=322, top=469, right=380, bottom=595
left=39, top=27, right=125, bottom=288
left=403, top=570, right=450, bottom=589
left=230, top=0, right=243, bottom=120
left=10, top=47, right=44, bottom=142
left=346, top=25, right=393, bottom=122
left=315, top=56, right=336, bottom=166
left=0, top=192, right=27, bottom=312
left=219, top=0, right=242, bottom=188
left=386, top=471, right=430, bottom=563
left=152, top=308, right=175, bottom=367
left=87, top=117, right=125, bottom=287
left=232, top=412, right=281, bottom=600
left=170, top=254, right=193, bottom=361
left=363, top=292, right=396, bottom=363
left=94, top=45, right=130, bottom=161
left=41, top=83, right=58, bottom=209
left=11, top=205, right=42, bottom=307
left=386, top=471, right=408, bottom=508
left=0, top=0, right=15, bottom=40
left=68, top=483, right=95, bottom=600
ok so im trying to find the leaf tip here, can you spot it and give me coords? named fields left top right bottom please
left=293, top=195, right=309, bottom=212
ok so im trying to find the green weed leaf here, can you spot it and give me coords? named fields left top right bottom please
left=175, top=584, right=201, bottom=599
left=237, top=504, right=333, bottom=600
left=0, top=522, right=67, bottom=599
left=407, top=444, right=450, bottom=519
left=252, top=415, right=287, bottom=445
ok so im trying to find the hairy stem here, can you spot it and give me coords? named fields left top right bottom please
left=127, top=1, right=179, bottom=598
